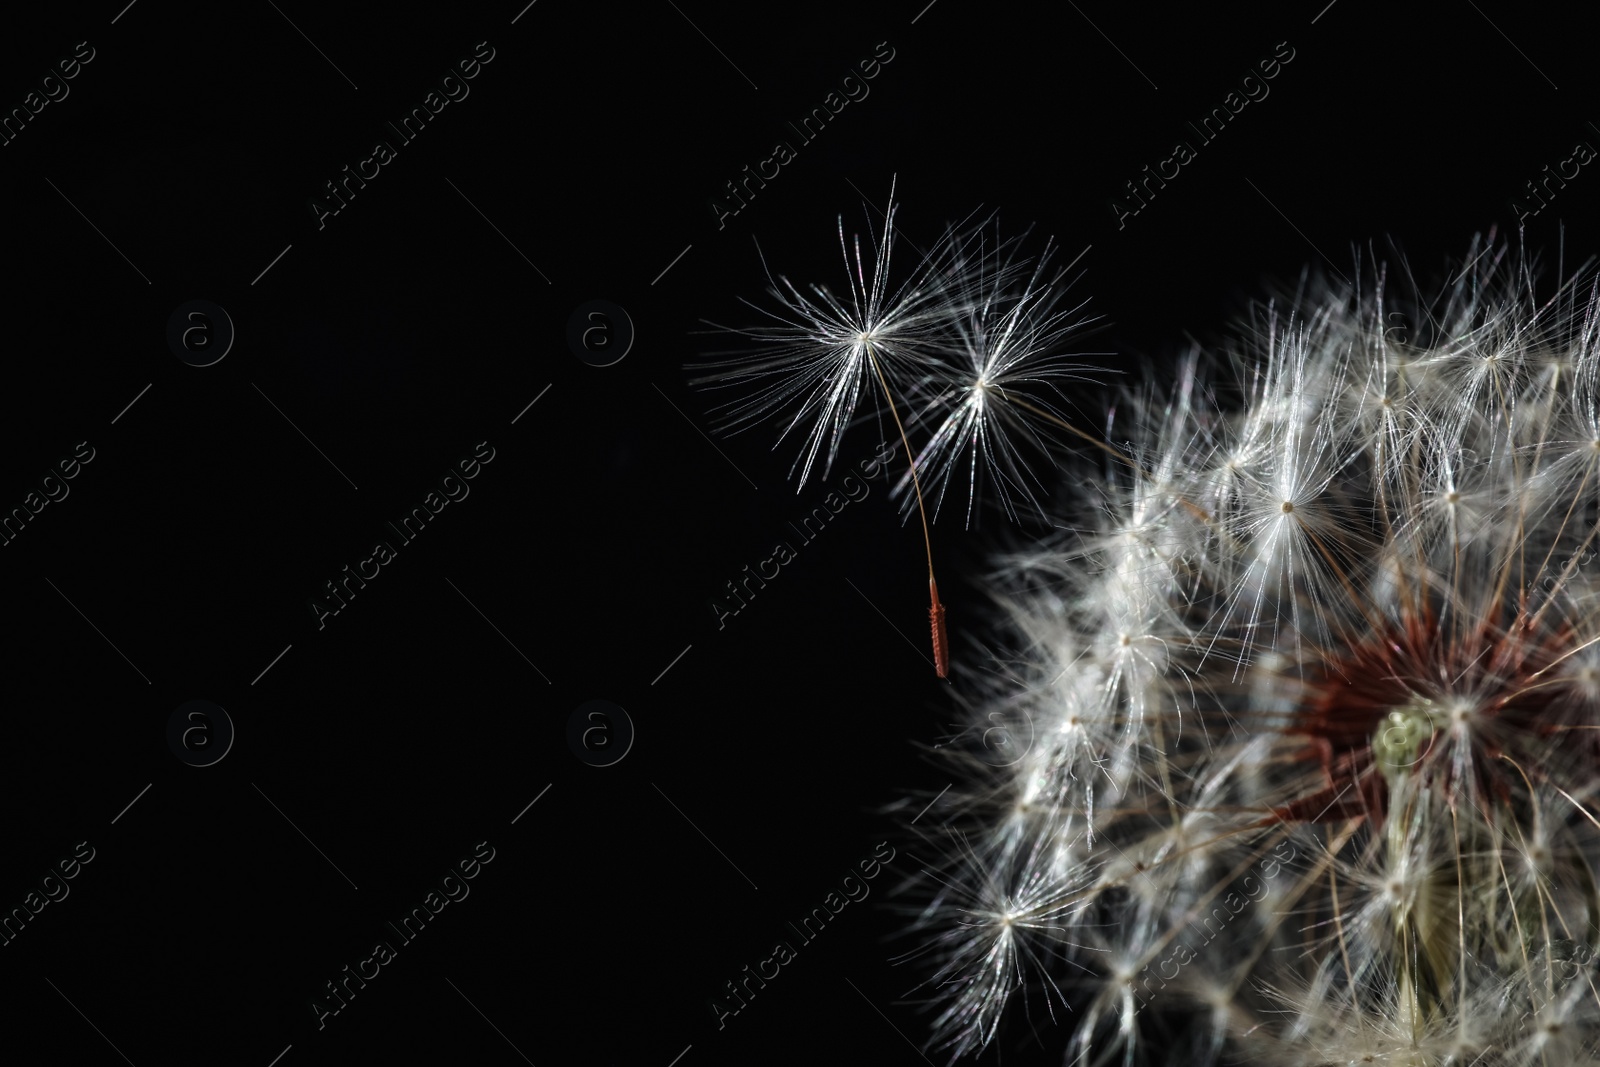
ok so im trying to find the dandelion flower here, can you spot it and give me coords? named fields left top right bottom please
left=899, top=235, right=1600, bottom=1066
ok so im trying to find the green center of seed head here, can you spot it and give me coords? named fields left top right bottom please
left=1373, top=700, right=1444, bottom=779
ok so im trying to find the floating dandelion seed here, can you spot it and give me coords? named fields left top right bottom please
left=690, top=183, right=970, bottom=490
left=690, top=184, right=1106, bottom=678
left=893, top=233, right=1600, bottom=1065
left=892, top=218, right=1110, bottom=529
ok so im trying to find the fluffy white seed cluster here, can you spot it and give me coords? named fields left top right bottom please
left=689, top=190, right=1104, bottom=528
left=905, top=239, right=1600, bottom=1066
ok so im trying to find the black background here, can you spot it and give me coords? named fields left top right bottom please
left=0, top=2, right=1595, bottom=1065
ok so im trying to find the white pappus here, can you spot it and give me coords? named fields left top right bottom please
left=895, top=232, right=1600, bottom=1067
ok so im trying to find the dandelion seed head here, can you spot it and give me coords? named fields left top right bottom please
left=897, top=236, right=1600, bottom=1065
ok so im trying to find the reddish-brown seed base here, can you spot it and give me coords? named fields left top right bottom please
left=1272, top=602, right=1573, bottom=828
